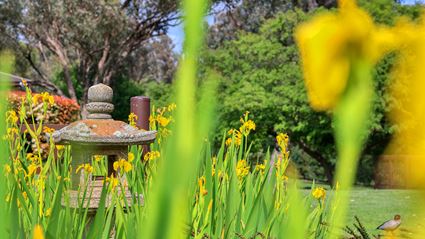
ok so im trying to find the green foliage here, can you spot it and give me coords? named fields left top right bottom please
left=202, top=9, right=336, bottom=182
left=344, top=216, right=377, bottom=239
left=111, top=76, right=144, bottom=121
left=110, top=78, right=174, bottom=121
left=144, top=81, right=174, bottom=110
left=201, top=1, right=424, bottom=184
left=0, top=51, right=13, bottom=237
left=3, top=85, right=331, bottom=238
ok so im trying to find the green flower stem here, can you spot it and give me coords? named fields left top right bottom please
left=328, top=59, right=374, bottom=239
left=139, top=0, right=209, bottom=238
left=0, top=52, right=14, bottom=237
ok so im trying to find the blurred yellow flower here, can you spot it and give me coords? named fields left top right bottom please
left=105, top=174, right=119, bottom=190
left=75, top=163, right=93, bottom=174
left=255, top=163, right=266, bottom=174
left=167, top=103, right=177, bottom=112
left=6, top=110, right=18, bottom=124
left=32, top=94, right=41, bottom=104
left=27, top=163, right=38, bottom=177
left=212, top=157, right=217, bottom=176
left=385, top=18, right=425, bottom=187
left=4, top=164, right=11, bottom=175
left=41, top=92, right=54, bottom=105
left=94, top=155, right=103, bottom=162
left=5, top=127, right=18, bottom=139
left=198, top=176, right=208, bottom=196
left=226, top=129, right=242, bottom=146
left=295, top=0, right=397, bottom=110
left=149, top=115, right=155, bottom=129
left=312, top=187, right=326, bottom=200
left=128, top=112, right=138, bottom=127
left=45, top=208, right=52, bottom=217
left=240, top=119, right=256, bottom=136
left=144, top=151, right=161, bottom=162
left=236, top=159, right=250, bottom=180
left=160, top=128, right=171, bottom=138
left=235, top=131, right=242, bottom=145
left=113, top=159, right=132, bottom=173
left=157, top=115, right=171, bottom=127
left=276, top=133, right=289, bottom=150
left=22, top=191, right=28, bottom=200
left=128, top=152, right=135, bottom=162
left=225, top=137, right=232, bottom=146
left=33, top=92, right=54, bottom=106
left=33, top=224, right=44, bottom=239
left=26, top=153, right=37, bottom=162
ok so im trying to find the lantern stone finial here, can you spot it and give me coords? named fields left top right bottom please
left=86, top=83, right=114, bottom=119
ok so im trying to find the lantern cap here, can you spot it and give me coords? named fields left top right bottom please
left=53, top=84, right=156, bottom=145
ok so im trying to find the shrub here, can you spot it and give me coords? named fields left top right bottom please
left=8, top=90, right=80, bottom=125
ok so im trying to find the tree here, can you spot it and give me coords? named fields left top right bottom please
left=201, top=0, right=423, bottom=184
left=203, top=9, right=337, bottom=182
left=126, top=35, right=178, bottom=84
left=1, top=0, right=180, bottom=104
left=207, top=0, right=336, bottom=48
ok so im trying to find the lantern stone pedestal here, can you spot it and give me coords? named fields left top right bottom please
left=53, top=83, right=156, bottom=217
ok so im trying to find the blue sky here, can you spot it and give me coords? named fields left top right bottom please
left=168, top=15, right=214, bottom=52
left=402, top=0, right=425, bottom=3
left=168, top=1, right=424, bottom=52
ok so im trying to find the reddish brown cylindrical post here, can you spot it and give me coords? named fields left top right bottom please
left=130, top=96, right=150, bottom=130
left=130, top=96, right=151, bottom=156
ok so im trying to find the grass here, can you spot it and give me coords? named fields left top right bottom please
left=345, top=188, right=424, bottom=233
left=302, top=182, right=424, bottom=237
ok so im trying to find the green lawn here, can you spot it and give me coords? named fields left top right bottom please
left=344, top=188, right=424, bottom=237
left=302, top=183, right=424, bottom=237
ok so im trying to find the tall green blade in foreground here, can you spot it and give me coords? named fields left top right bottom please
left=0, top=51, right=14, bottom=236
left=140, top=0, right=211, bottom=238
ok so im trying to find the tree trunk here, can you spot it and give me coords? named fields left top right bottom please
left=80, top=76, right=91, bottom=119
left=102, top=70, right=113, bottom=86
left=296, top=140, right=334, bottom=184
left=63, top=66, right=77, bottom=101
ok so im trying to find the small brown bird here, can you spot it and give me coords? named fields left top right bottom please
left=376, top=215, right=401, bottom=232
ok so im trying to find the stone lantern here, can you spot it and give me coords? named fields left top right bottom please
left=53, top=83, right=156, bottom=211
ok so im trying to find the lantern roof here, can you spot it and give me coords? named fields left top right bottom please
left=53, top=83, right=156, bottom=145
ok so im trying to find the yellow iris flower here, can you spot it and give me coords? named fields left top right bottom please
left=105, top=174, right=119, bottom=190
left=113, top=159, right=133, bottom=173
left=312, top=187, right=326, bottom=200
left=385, top=19, right=425, bottom=188
left=33, top=224, right=44, bottom=239
left=128, top=112, right=138, bottom=127
left=236, top=159, right=250, bottom=180
left=295, top=0, right=397, bottom=110
left=75, top=163, right=93, bottom=174
left=128, top=152, right=135, bottom=163
left=143, top=151, right=161, bottom=161
left=198, top=176, right=208, bottom=196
